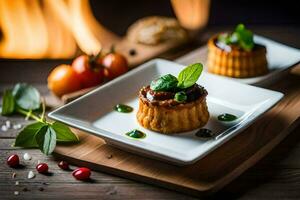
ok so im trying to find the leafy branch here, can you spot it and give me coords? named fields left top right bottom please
left=150, top=63, right=203, bottom=91
left=1, top=83, right=79, bottom=155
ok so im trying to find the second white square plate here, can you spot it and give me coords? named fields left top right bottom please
left=49, top=59, right=283, bottom=165
left=176, top=35, right=300, bottom=85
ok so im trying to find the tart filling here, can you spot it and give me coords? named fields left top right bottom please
left=139, top=84, right=207, bottom=107
left=215, top=38, right=266, bottom=53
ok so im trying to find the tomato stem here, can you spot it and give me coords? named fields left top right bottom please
left=89, top=50, right=101, bottom=65
left=88, top=50, right=103, bottom=72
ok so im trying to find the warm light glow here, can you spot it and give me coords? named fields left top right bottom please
left=171, top=0, right=210, bottom=31
left=0, top=0, right=120, bottom=59
left=43, top=0, right=77, bottom=59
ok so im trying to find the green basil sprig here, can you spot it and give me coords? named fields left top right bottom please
left=1, top=83, right=79, bottom=155
left=218, top=23, right=254, bottom=51
left=150, top=63, right=203, bottom=92
left=177, top=63, right=203, bottom=89
left=150, top=74, right=178, bottom=91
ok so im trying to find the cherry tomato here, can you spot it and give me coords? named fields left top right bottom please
left=47, top=64, right=82, bottom=97
left=100, top=53, right=128, bottom=80
left=7, top=154, right=19, bottom=167
left=72, top=167, right=91, bottom=180
left=72, top=55, right=104, bottom=88
left=36, top=163, right=49, bottom=173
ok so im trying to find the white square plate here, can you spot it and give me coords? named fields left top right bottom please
left=49, top=59, right=283, bottom=165
left=176, top=35, right=300, bottom=85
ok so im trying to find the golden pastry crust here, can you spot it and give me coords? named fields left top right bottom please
left=207, top=35, right=268, bottom=78
left=137, top=93, right=209, bottom=134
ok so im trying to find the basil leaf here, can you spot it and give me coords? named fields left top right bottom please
left=14, top=122, right=45, bottom=148
left=12, top=83, right=41, bottom=110
left=229, top=32, right=239, bottom=44
left=218, top=33, right=226, bottom=43
left=51, top=122, right=79, bottom=142
left=1, top=89, right=15, bottom=115
left=35, top=125, right=57, bottom=155
left=150, top=74, right=178, bottom=91
left=177, top=63, right=203, bottom=89
left=235, top=24, right=254, bottom=51
left=217, top=24, right=254, bottom=51
left=174, top=91, right=187, bottom=102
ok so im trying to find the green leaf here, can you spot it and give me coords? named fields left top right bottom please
left=217, top=24, right=254, bottom=51
left=218, top=33, right=232, bottom=45
left=177, top=63, right=203, bottom=89
left=174, top=91, right=187, bottom=102
left=150, top=74, right=178, bottom=91
left=35, top=125, right=56, bottom=155
left=12, top=83, right=41, bottom=110
left=51, top=122, right=79, bottom=142
left=1, top=89, right=15, bottom=115
left=235, top=24, right=254, bottom=51
left=14, top=122, right=46, bottom=148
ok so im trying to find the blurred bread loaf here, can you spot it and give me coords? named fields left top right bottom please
left=127, top=16, right=187, bottom=45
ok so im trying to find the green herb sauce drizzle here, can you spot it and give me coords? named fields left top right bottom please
left=195, top=128, right=213, bottom=138
left=114, top=104, right=133, bottom=113
left=126, top=129, right=146, bottom=139
left=218, top=113, right=238, bottom=122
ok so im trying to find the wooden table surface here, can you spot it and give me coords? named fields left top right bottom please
left=1, top=26, right=300, bottom=199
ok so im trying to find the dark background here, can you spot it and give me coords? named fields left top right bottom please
left=91, top=0, right=300, bottom=36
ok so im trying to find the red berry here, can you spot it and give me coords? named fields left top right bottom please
left=72, top=167, right=91, bottom=180
left=7, top=154, right=19, bottom=167
left=58, top=161, right=69, bottom=170
left=36, top=163, right=48, bottom=173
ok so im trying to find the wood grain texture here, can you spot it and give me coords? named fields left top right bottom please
left=1, top=127, right=300, bottom=199
left=53, top=49, right=300, bottom=196
left=0, top=144, right=196, bottom=200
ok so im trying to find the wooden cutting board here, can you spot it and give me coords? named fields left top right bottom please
left=54, top=48, right=300, bottom=196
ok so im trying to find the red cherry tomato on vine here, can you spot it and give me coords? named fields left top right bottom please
left=72, top=55, right=104, bottom=88
left=100, top=53, right=128, bottom=80
left=48, top=64, right=82, bottom=97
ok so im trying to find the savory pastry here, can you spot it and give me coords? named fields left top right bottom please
left=127, top=16, right=187, bottom=45
left=207, top=24, right=268, bottom=78
left=137, top=63, right=209, bottom=134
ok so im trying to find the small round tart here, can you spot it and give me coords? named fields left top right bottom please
left=137, top=84, right=209, bottom=134
left=207, top=35, right=268, bottom=78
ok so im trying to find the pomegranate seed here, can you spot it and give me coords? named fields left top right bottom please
left=36, top=163, right=48, bottom=173
left=72, top=167, right=91, bottom=180
left=7, top=154, right=19, bottom=167
left=58, top=161, right=69, bottom=170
